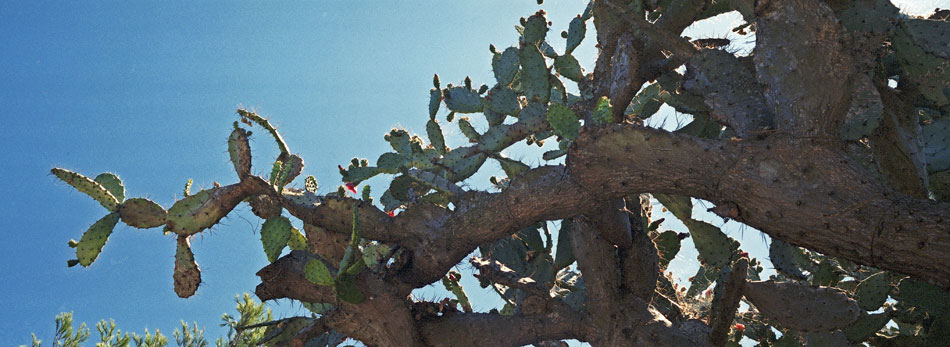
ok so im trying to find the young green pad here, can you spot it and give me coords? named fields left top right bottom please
left=51, top=168, right=120, bottom=212
left=545, top=103, right=580, bottom=141
left=288, top=227, right=308, bottom=251
left=118, top=198, right=166, bottom=229
left=305, top=259, right=335, bottom=286
left=75, top=212, right=120, bottom=267
left=94, top=173, right=125, bottom=203
left=173, top=236, right=201, bottom=298
left=260, top=217, right=293, bottom=263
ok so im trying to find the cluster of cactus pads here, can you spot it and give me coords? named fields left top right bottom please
left=51, top=1, right=950, bottom=346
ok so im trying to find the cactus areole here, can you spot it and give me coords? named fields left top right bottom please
left=51, top=2, right=950, bottom=346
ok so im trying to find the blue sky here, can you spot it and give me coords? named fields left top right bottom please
left=0, top=0, right=943, bottom=345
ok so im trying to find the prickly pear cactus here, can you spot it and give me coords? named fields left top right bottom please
left=51, top=168, right=120, bottom=212
left=173, top=236, right=201, bottom=298
left=118, top=198, right=166, bottom=229
left=75, top=212, right=120, bottom=267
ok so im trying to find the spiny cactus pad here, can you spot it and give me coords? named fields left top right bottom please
left=305, top=259, right=335, bottom=286
left=288, top=227, right=308, bottom=251
left=429, top=88, right=442, bottom=119
left=744, top=280, right=861, bottom=332
left=487, top=86, right=521, bottom=116
left=523, top=12, right=548, bottom=44
left=173, top=236, right=200, bottom=298
left=118, top=198, right=166, bottom=229
left=443, top=86, right=484, bottom=114
left=52, top=168, right=120, bottom=212
left=565, top=15, right=586, bottom=54
left=853, top=271, right=889, bottom=311
left=545, top=102, right=580, bottom=141
left=426, top=119, right=446, bottom=155
left=654, top=194, right=692, bottom=221
left=165, top=186, right=239, bottom=236
left=843, top=312, right=891, bottom=342
left=228, top=127, right=252, bottom=180
left=654, top=230, right=681, bottom=269
left=260, top=217, right=293, bottom=263
left=553, top=54, right=583, bottom=82
left=519, top=44, right=550, bottom=103
left=492, top=47, right=520, bottom=86
left=76, top=212, right=120, bottom=267
left=93, top=173, right=125, bottom=203
left=458, top=117, right=481, bottom=142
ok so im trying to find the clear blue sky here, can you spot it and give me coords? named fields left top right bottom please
left=0, top=0, right=942, bottom=345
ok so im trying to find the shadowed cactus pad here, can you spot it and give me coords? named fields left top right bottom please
left=118, top=198, right=166, bottom=229
left=744, top=280, right=861, bottom=332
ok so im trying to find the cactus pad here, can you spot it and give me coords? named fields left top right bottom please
left=744, top=280, right=861, bottom=332
left=228, top=127, right=252, bottom=180
left=487, top=86, right=521, bottom=116
left=565, top=15, right=586, bottom=54
left=75, top=212, right=120, bottom=267
left=654, top=230, right=681, bottom=269
left=546, top=102, right=580, bottom=141
left=166, top=186, right=240, bottom=236
left=553, top=54, right=583, bottom=82
left=492, top=47, right=520, bottom=86
left=457, top=117, right=481, bottom=142
left=519, top=44, right=550, bottom=103
left=173, top=236, right=201, bottom=298
left=94, top=173, right=125, bottom=203
left=443, top=86, right=484, bottom=114
left=52, top=168, right=120, bottom=212
left=429, top=88, right=442, bottom=119
left=260, top=217, right=293, bottom=263
left=685, top=219, right=735, bottom=269
left=854, top=271, right=889, bottom=311
left=118, top=198, right=166, bottom=229
left=843, top=312, right=891, bottom=342
left=522, top=11, right=548, bottom=44
left=305, top=259, right=335, bottom=286
left=288, top=227, right=308, bottom=251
